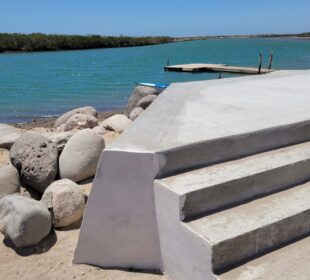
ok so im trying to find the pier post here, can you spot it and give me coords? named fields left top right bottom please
left=268, top=51, right=274, bottom=70
left=258, top=52, right=263, bottom=74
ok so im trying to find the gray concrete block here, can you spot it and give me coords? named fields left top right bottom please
left=186, top=182, right=310, bottom=273
left=158, top=142, right=310, bottom=219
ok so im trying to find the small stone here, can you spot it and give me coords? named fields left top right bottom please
left=63, top=114, right=98, bottom=131
left=54, top=107, right=97, bottom=128
left=45, top=131, right=75, bottom=152
left=124, top=86, right=159, bottom=117
left=0, top=194, right=52, bottom=248
left=135, top=94, right=157, bottom=109
left=129, top=107, right=144, bottom=121
left=59, top=129, right=104, bottom=182
left=92, top=125, right=107, bottom=137
left=102, top=114, right=132, bottom=133
left=0, top=164, right=20, bottom=199
left=42, top=179, right=85, bottom=228
left=0, top=124, right=23, bottom=149
left=10, top=133, right=58, bottom=193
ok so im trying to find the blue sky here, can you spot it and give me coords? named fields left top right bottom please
left=0, top=0, right=309, bottom=36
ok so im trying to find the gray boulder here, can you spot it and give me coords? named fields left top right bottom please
left=0, top=165, right=20, bottom=199
left=0, top=124, right=23, bottom=149
left=42, top=179, right=85, bottom=228
left=10, top=133, right=58, bottom=193
left=136, top=94, right=157, bottom=109
left=129, top=107, right=144, bottom=121
left=45, top=131, right=75, bottom=152
left=59, top=129, right=104, bottom=182
left=0, top=194, right=51, bottom=248
left=63, top=114, right=98, bottom=131
left=102, top=114, right=132, bottom=133
left=54, top=106, right=97, bottom=128
left=124, top=86, right=159, bottom=117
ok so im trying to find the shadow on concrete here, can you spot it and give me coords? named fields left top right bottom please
left=3, top=229, right=57, bottom=256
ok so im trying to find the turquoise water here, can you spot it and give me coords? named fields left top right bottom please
left=0, top=38, right=310, bottom=123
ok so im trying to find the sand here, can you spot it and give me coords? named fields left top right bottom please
left=0, top=110, right=166, bottom=280
left=0, top=227, right=165, bottom=280
left=0, top=148, right=10, bottom=165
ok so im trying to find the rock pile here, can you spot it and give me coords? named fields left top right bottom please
left=0, top=85, right=163, bottom=249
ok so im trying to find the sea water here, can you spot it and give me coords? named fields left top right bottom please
left=0, top=38, right=309, bottom=123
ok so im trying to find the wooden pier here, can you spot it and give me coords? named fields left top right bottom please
left=164, top=63, right=273, bottom=75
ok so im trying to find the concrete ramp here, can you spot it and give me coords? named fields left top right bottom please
left=75, top=70, right=310, bottom=279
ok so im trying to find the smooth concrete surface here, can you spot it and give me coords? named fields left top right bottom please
left=154, top=182, right=215, bottom=280
left=75, top=70, right=310, bottom=277
left=74, top=149, right=162, bottom=269
left=219, top=236, right=310, bottom=280
left=158, top=142, right=310, bottom=219
left=110, top=70, right=310, bottom=176
left=186, top=182, right=310, bottom=273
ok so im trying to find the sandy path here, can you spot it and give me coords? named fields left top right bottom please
left=0, top=226, right=165, bottom=280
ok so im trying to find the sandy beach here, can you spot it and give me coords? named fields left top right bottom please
left=0, top=227, right=164, bottom=280
left=0, top=108, right=165, bottom=280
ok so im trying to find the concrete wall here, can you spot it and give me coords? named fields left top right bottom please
left=74, top=149, right=163, bottom=270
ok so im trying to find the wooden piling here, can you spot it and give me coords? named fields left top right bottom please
left=268, top=51, right=274, bottom=70
left=258, top=52, right=263, bottom=74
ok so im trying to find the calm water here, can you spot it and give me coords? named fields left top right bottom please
left=0, top=38, right=310, bottom=123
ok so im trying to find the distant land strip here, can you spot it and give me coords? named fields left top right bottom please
left=0, top=32, right=309, bottom=53
left=174, top=32, right=310, bottom=42
left=0, top=33, right=173, bottom=52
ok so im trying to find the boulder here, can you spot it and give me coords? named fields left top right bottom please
left=0, top=165, right=20, bottom=199
left=135, top=94, right=157, bottom=109
left=124, top=86, right=159, bottom=117
left=129, top=107, right=144, bottom=121
left=93, top=125, right=107, bottom=137
left=0, top=124, right=23, bottom=149
left=41, top=179, right=85, bottom=228
left=63, top=114, right=98, bottom=131
left=10, top=133, right=58, bottom=193
left=102, top=114, right=132, bottom=133
left=0, top=194, right=51, bottom=248
left=59, top=129, right=104, bottom=182
left=54, top=106, right=97, bottom=128
left=45, top=131, right=75, bottom=152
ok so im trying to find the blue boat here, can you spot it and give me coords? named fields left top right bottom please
left=135, top=82, right=170, bottom=89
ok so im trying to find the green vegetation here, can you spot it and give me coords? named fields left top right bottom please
left=0, top=33, right=173, bottom=52
left=299, top=32, right=310, bottom=37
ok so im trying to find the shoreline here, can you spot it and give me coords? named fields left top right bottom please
left=10, top=110, right=123, bottom=130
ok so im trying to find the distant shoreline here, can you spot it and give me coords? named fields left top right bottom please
left=11, top=110, right=123, bottom=130
left=0, top=32, right=309, bottom=53
left=0, top=33, right=172, bottom=53
left=173, top=33, right=310, bottom=42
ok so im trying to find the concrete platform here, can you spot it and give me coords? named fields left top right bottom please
left=75, top=70, right=310, bottom=279
left=218, top=236, right=310, bottom=280
left=110, top=70, right=310, bottom=176
left=186, top=182, right=310, bottom=273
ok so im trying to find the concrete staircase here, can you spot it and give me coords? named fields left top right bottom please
left=155, top=142, right=310, bottom=280
left=75, top=71, right=310, bottom=279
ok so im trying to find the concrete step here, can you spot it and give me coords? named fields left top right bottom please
left=218, top=236, right=310, bottom=280
left=158, top=142, right=310, bottom=220
left=185, top=182, right=310, bottom=273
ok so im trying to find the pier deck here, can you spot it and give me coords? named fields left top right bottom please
left=164, top=63, right=273, bottom=74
